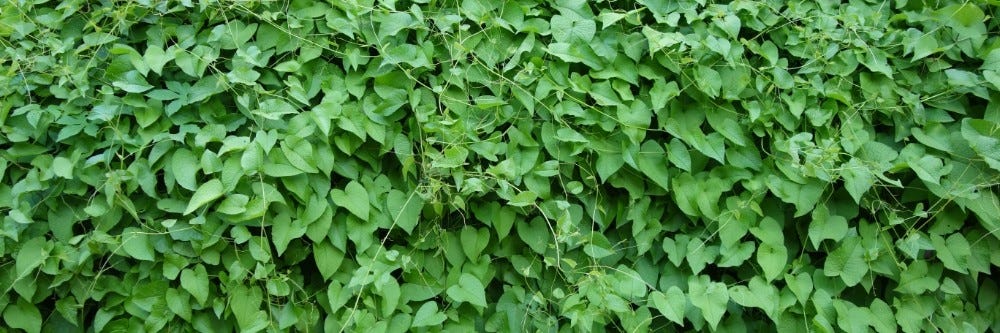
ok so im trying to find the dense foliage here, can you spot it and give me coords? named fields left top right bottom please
left=2, top=0, right=1000, bottom=331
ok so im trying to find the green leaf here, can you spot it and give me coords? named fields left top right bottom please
left=517, top=217, right=550, bottom=255
left=255, top=98, right=298, bottom=120
left=386, top=189, right=424, bottom=234
left=273, top=60, right=300, bottom=72
left=263, top=162, right=303, bottom=178
left=554, top=127, right=588, bottom=143
left=931, top=234, right=971, bottom=274
left=113, top=70, right=154, bottom=93
left=3, top=299, right=42, bottom=333
left=728, top=277, right=778, bottom=320
left=412, top=301, right=447, bottom=327
left=378, top=12, right=415, bottom=39
left=694, top=65, right=722, bottom=98
left=717, top=241, right=754, bottom=267
left=635, top=141, right=670, bottom=190
left=824, top=237, right=867, bottom=286
left=691, top=132, right=726, bottom=164
left=331, top=180, right=370, bottom=219
left=785, top=272, right=813, bottom=305
left=121, top=227, right=156, bottom=261
left=771, top=66, right=795, bottom=89
left=705, top=107, right=748, bottom=146
left=705, top=35, right=732, bottom=58
left=596, top=152, right=625, bottom=182
left=833, top=299, right=870, bottom=333
left=984, top=70, right=1000, bottom=91
left=446, top=273, right=488, bottom=308
left=663, top=235, right=688, bottom=267
left=909, top=155, right=950, bottom=185
left=756, top=243, right=787, bottom=282
left=230, top=285, right=268, bottom=333
left=180, top=264, right=210, bottom=305
left=460, top=226, right=489, bottom=261
left=313, top=241, right=344, bottom=281
left=857, top=49, right=893, bottom=78
left=868, top=299, right=897, bottom=333
left=937, top=3, right=986, bottom=26
left=715, top=14, right=741, bottom=39
left=271, top=215, right=307, bottom=255
left=666, top=139, right=691, bottom=172
left=183, top=179, right=224, bottom=215
left=378, top=278, right=401, bottom=318
left=620, top=100, right=652, bottom=143
left=686, top=238, right=716, bottom=274
left=172, top=148, right=200, bottom=191
left=493, top=206, right=516, bottom=241
left=650, top=79, right=680, bottom=110
left=15, top=237, right=48, bottom=281
left=144, top=45, right=172, bottom=74
left=11, top=2, right=1000, bottom=332
left=765, top=176, right=824, bottom=217
left=688, top=275, right=729, bottom=330
left=584, top=233, right=616, bottom=259
left=648, top=287, right=686, bottom=325
left=910, top=33, right=939, bottom=61
left=808, top=205, right=849, bottom=249
left=895, top=260, right=938, bottom=294
left=508, top=191, right=537, bottom=207
left=217, top=194, right=250, bottom=215
left=326, top=282, right=351, bottom=312
left=52, top=156, right=74, bottom=179
left=961, top=119, right=1000, bottom=170
left=749, top=217, right=784, bottom=245
left=597, top=11, right=627, bottom=29
left=841, top=158, right=874, bottom=203
left=165, top=288, right=192, bottom=321
left=550, top=15, right=596, bottom=43
left=642, top=26, right=684, bottom=53
left=547, top=42, right=604, bottom=69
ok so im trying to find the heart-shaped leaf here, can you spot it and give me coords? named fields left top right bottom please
left=331, top=180, right=370, bottom=219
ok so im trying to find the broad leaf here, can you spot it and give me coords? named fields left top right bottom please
left=386, top=189, right=424, bottom=234
left=412, top=302, right=447, bottom=327
left=331, top=181, right=370, bottom=219
left=688, top=275, right=729, bottom=330
left=180, top=264, right=210, bottom=305
left=446, top=273, right=488, bottom=308
left=824, top=237, right=867, bottom=286
left=184, top=179, right=224, bottom=215
left=649, top=287, right=686, bottom=325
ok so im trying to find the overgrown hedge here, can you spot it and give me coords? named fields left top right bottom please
left=2, top=0, right=1000, bottom=332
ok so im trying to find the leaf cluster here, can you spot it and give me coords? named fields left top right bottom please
left=2, top=0, right=1000, bottom=332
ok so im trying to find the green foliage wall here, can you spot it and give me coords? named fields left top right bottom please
left=2, top=0, right=1000, bottom=332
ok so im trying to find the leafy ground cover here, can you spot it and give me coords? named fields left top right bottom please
left=2, top=0, right=1000, bottom=332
